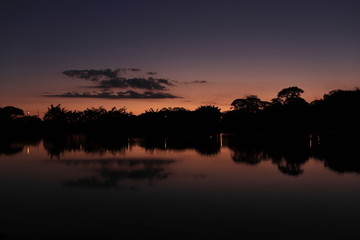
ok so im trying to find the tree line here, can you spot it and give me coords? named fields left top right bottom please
left=1, top=86, right=360, bottom=135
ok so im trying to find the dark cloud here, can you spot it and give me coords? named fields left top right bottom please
left=157, top=78, right=173, bottom=85
left=45, top=89, right=180, bottom=99
left=97, top=78, right=128, bottom=88
left=63, top=69, right=119, bottom=82
left=174, top=80, right=208, bottom=84
left=63, top=69, right=173, bottom=91
left=58, top=68, right=187, bottom=99
left=115, top=68, right=141, bottom=75
left=99, top=77, right=173, bottom=90
left=191, top=80, right=208, bottom=84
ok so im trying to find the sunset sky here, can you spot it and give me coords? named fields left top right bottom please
left=1, top=0, right=360, bottom=115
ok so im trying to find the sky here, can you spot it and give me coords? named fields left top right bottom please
left=1, top=0, right=360, bottom=115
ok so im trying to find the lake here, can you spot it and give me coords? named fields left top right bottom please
left=1, top=134, right=360, bottom=239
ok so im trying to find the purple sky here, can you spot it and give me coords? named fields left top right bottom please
left=1, top=0, right=360, bottom=115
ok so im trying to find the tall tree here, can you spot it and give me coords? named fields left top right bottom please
left=277, top=86, right=304, bottom=102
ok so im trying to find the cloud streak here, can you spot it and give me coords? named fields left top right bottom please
left=174, top=80, right=208, bottom=84
left=46, top=90, right=180, bottom=99
left=190, top=80, right=208, bottom=84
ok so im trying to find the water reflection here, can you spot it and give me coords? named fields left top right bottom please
left=227, top=134, right=360, bottom=175
left=227, top=135, right=310, bottom=176
left=43, top=135, right=129, bottom=158
left=1, top=134, right=360, bottom=239
left=313, top=135, right=360, bottom=174
left=42, top=134, right=222, bottom=158
left=0, top=138, right=40, bottom=156
left=138, top=135, right=221, bottom=156
left=1, top=134, right=360, bottom=176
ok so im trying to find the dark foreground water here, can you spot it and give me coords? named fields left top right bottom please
left=0, top=134, right=360, bottom=239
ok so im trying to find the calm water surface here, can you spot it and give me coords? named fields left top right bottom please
left=0, top=135, right=359, bottom=239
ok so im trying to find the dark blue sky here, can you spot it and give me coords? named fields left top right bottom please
left=1, top=0, right=360, bottom=114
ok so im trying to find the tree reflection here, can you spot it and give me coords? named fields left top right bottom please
left=42, top=134, right=222, bottom=158
left=138, top=135, right=221, bottom=156
left=230, top=149, right=267, bottom=165
left=0, top=138, right=40, bottom=156
left=43, top=134, right=129, bottom=158
left=227, top=134, right=310, bottom=176
left=0, top=142, right=23, bottom=156
left=227, top=133, right=360, bottom=176
left=3, top=133, right=360, bottom=178
left=277, top=160, right=304, bottom=176
left=314, top=135, right=360, bottom=174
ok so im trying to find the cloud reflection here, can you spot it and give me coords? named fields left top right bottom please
left=57, top=158, right=176, bottom=189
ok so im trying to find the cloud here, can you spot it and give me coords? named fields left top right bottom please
left=56, top=68, right=201, bottom=99
left=117, top=90, right=179, bottom=99
left=45, top=89, right=180, bottom=99
left=174, top=80, right=208, bottom=84
left=113, top=68, right=141, bottom=75
left=63, top=69, right=173, bottom=91
left=99, top=77, right=173, bottom=90
left=191, top=80, right=208, bottom=84
left=63, top=69, right=119, bottom=82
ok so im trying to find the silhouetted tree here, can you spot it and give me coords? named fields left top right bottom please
left=194, top=105, right=221, bottom=116
left=145, top=108, right=159, bottom=113
left=271, top=97, right=283, bottom=106
left=194, top=105, right=222, bottom=133
left=83, top=106, right=107, bottom=122
left=2, top=86, right=360, bottom=136
left=43, top=104, right=70, bottom=122
left=138, top=106, right=193, bottom=134
left=272, top=87, right=308, bottom=132
left=0, top=106, right=43, bottom=135
left=277, top=86, right=304, bottom=102
left=225, top=96, right=270, bottom=133
left=307, top=88, right=360, bottom=133
left=231, top=95, right=269, bottom=113
left=16, top=115, right=42, bottom=131
left=0, top=106, right=24, bottom=120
